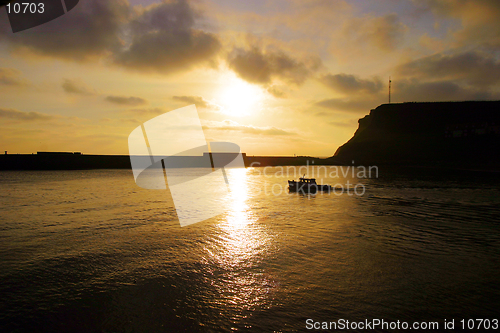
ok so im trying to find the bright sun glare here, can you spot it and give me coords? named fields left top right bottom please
left=218, top=79, right=262, bottom=117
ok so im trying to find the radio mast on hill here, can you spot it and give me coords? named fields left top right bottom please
left=388, top=77, right=391, bottom=103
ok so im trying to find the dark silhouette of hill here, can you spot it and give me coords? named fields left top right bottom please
left=332, top=101, right=500, bottom=168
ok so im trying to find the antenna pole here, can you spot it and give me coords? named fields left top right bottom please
left=389, top=77, right=391, bottom=103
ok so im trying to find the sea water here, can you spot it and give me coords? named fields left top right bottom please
left=1, top=167, right=499, bottom=332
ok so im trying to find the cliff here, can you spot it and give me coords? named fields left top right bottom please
left=334, top=101, right=500, bottom=167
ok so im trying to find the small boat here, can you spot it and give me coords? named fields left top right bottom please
left=288, top=175, right=332, bottom=193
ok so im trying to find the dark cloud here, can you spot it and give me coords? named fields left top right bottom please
left=316, top=77, right=496, bottom=113
left=172, top=95, right=220, bottom=110
left=203, top=120, right=296, bottom=136
left=0, top=0, right=130, bottom=61
left=397, top=51, right=500, bottom=88
left=316, top=72, right=385, bottom=113
left=319, top=74, right=383, bottom=94
left=393, top=79, right=494, bottom=102
left=227, top=46, right=321, bottom=86
left=113, top=0, right=221, bottom=73
left=0, top=108, right=54, bottom=121
left=105, top=95, right=148, bottom=106
left=62, top=78, right=96, bottom=95
left=0, top=0, right=219, bottom=74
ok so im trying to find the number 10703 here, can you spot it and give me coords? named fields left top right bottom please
left=6, top=2, right=45, bottom=14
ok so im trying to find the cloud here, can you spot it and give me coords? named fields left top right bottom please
left=341, top=13, right=407, bottom=51
left=282, top=0, right=352, bottom=34
left=118, top=118, right=141, bottom=124
left=62, top=78, right=96, bottom=95
left=315, top=97, right=381, bottom=113
left=172, top=95, right=220, bottom=110
left=315, top=73, right=385, bottom=112
left=319, top=74, right=383, bottom=95
left=0, top=0, right=130, bottom=61
left=267, top=85, right=287, bottom=98
left=113, top=0, right=221, bottom=74
left=413, top=0, right=500, bottom=46
left=316, top=75, right=497, bottom=113
left=227, top=45, right=321, bottom=86
left=203, top=120, right=296, bottom=136
left=0, top=67, right=29, bottom=86
left=209, top=0, right=351, bottom=46
left=418, top=33, right=446, bottom=52
left=126, top=107, right=167, bottom=115
left=396, top=51, right=500, bottom=88
left=328, top=119, right=358, bottom=128
left=0, top=108, right=54, bottom=121
left=105, top=95, right=148, bottom=106
left=0, top=0, right=220, bottom=74
left=393, top=79, right=494, bottom=102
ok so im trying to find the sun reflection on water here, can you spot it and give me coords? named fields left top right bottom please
left=202, top=168, right=277, bottom=321
left=225, top=168, right=252, bottom=227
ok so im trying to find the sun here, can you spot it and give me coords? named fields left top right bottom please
left=218, top=78, right=262, bottom=117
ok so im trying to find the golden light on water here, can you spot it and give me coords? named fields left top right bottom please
left=217, top=168, right=263, bottom=268
left=202, top=168, right=276, bottom=314
left=226, top=168, right=251, bottom=227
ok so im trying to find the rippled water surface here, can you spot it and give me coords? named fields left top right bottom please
left=1, top=167, right=499, bottom=332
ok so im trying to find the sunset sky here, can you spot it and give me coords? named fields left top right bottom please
left=1, top=0, right=499, bottom=156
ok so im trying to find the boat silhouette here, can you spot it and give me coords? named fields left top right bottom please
left=288, top=175, right=332, bottom=193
